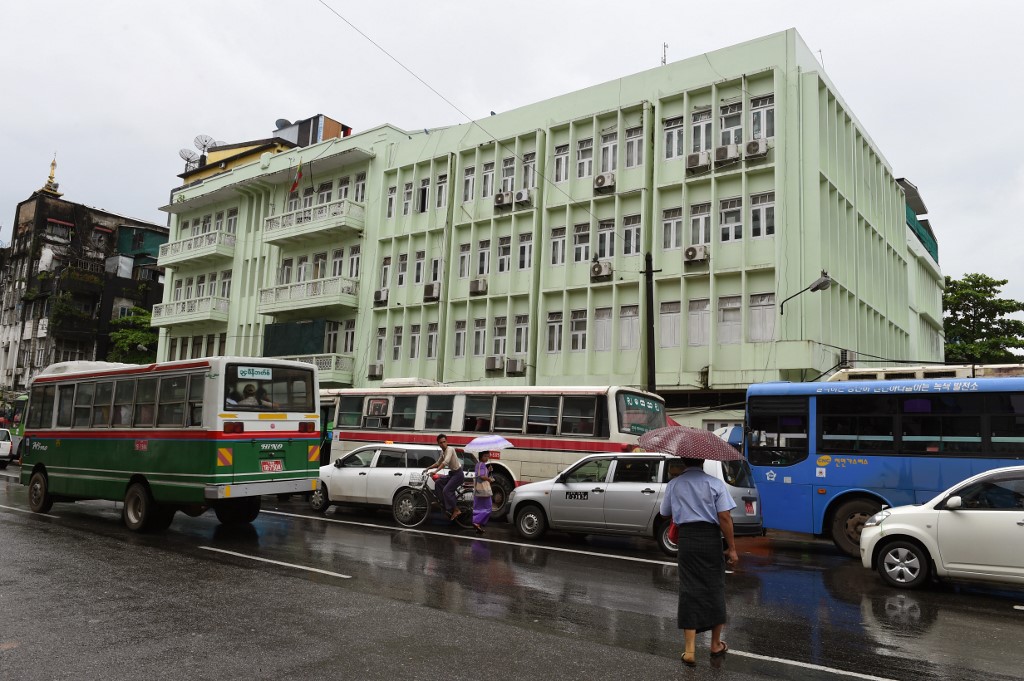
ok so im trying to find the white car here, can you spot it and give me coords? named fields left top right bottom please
left=0, top=428, right=13, bottom=469
left=860, top=465, right=1024, bottom=589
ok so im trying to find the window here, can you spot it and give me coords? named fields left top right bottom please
left=343, top=320, right=355, bottom=353
left=184, top=276, right=194, bottom=300
left=425, top=395, right=454, bottom=431
left=594, top=307, right=612, bottom=352
left=173, top=279, right=183, bottom=301
left=619, top=305, right=639, bottom=350
left=481, top=162, right=494, bottom=198
left=494, top=236, right=511, bottom=273
left=718, top=296, right=741, bottom=344
left=386, top=186, right=396, bottom=218
left=625, top=127, right=643, bottom=168
left=494, top=396, right=526, bottom=432
left=430, top=257, right=441, bottom=282
left=463, top=166, right=476, bottom=202
left=295, top=255, right=309, bottom=283
left=409, top=324, right=420, bottom=360
left=302, top=187, right=315, bottom=210
left=691, top=110, right=712, bottom=153
left=565, top=458, right=611, bottom=482
left=375, top=327, right=386, bottom=362
left=459, top=243, right=471, bottom=278
left=427, top=322, right=438, bottom=359
left=226, top=208, right=238, bottom=234
left=570, top=310, right=587, bottom=351
left=522, top=152, right=536, bottom=189
left=546, top=312, right=563, bottom=352
left=550, top=227, right=566, bottom=266
left=219, top=270, right=231, bottom=298
left=397, top=254, right=407, bottom=286
left=720, top=198, right=742, bottom=242
left=660, top=301, right=681, bottom=347
left=73, top=382, right=95, bottom=427
left=623, top=215, right=641, bottom=256
left=600, top=132, right=617, bottom=173
left=597, top=220, right=615, bottom=259
left=46, top=220, right=72, bottom=240
left=473, top=319, right=486, bottom=356
left=751, top=192, right=775, bottom=238
left=325, top=321, right=340, bottom=354
left=664, top=117, right=685, bottom=159
left=690, top=203, right=711, bottom=245
left=477, top=240, right=490, bottom=276
left=573, top=223, right=590, bottom=262
left=111, top=380, right=134, bottom=427
left=501, top=157, right=515, bottom=193
left=576, top=138, right=593, bottom=178
left=379, top=257, right=391, bottom=289
left=391, top=396, right=417, bottom=430
left=392, top=325, right=403, bottom=361
left=720, top=103, right=742, bottom=146
left=527, top=396, right=558, bottom=435
left=402, top=182, right=413, bottom=216
left=134, top=378, right=157, bottom=427
left=317, top=181, right=333, bottom=204
left=337, top=176, right=350, bottom=200
left=562, top=397, right=598, bottom=436
left=747, top=396, right=809, bottom=466
left=514, top=314, right=529, bottom=354
left=749, top=293, right=776, bottom=342
left=348, top=245, right=360, bottom=278
left=354, top=172, right=366, bottom=203
left=417, top=178, right=429, bottom=213
left=518, top=233, right=533, bottom=269
left=688, top=299, right=710, bottom=346
left=613, top=458, right=661, bottom=484
left=493, top=316, right=507, bottom=355
left=751, top=94, right=775, bottom=140
left=313, top=251, right=327, bottom=279
left=414, top=251, right=424, bottom=284
left=157, top=375, right=188, bottom=427
left=436, top=174, right=447, bottom=209
left=454, top=320, right=466, bottom=358
left=663, top=208, right=683, bottom=250
left=332, top=248, right=344, bottom=277
left=554, top=144, right=569, bottom=183
left=213, top=212, right=224, bottom=233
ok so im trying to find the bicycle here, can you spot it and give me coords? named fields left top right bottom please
left=392, top=471, right=475, bottom=529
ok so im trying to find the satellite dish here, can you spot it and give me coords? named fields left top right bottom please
left=179, top=148, right=200, bottom=162
left=193, top=134, right=216, bottom=153
left=275, top=118, right=292, bottom=129
left=213, top=140, right=227, bottom=148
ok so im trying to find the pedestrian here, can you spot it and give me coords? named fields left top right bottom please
left=660, top=457, right=738, bottom=666
left=424, top=433, right=465, bottom=521
left=472, top=451, right=494, bottom=533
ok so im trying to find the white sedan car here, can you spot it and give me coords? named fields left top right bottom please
left=860, top=465, right=1024, bottom=589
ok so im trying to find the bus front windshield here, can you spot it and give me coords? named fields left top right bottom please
left=224, top=364, right=315, bottom=412
left=617, top=391, right=667, bottom=435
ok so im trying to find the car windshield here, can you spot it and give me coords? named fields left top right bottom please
left=616, top=391, right=667, bottom=434
left=720, top=459, right=755, bottom=488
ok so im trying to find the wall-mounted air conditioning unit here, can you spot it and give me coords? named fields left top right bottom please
left=505, top=358, right=526, bottom=375
left=484, top=356, right=503, bottom=371
left=373, top=288, right=389, bottom=305
left=745, top=139, right=768, bottom=159
left=686, top=151, right=711, bottom=171
left=494, top=191, right=513, bottom=208
left=469, top=278, right=487, bottom=295
left=367, top=363, right=383, bottom=379
left=593, top=172, right=615, bottom=192
left=714, top=144, right=740, bottom=163
left=423, top=282, right=440, bottom=302
left=514, top=188, right=531, bottom=205
left=684, top=245, right=709, bottom=263
left=590, top=260, right=613, bottom=280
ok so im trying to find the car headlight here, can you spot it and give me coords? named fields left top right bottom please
left=863, top=510, right=890, bottom=527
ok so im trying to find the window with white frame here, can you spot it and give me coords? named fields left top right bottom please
left=690, top=203, right=711, bottom=245
left=417, top=178, right=430, bottom=213
left=436, top=174, right=447, bottom=209
left=550, top=227, right=566, bottom=266
left=296, top=255, right=309, bottom=283
left=348, top=245, right=360, bottom=278
left=597, top=220, right=615, bottom=259
left=573, top=223, right=590, bottom=262
left=554, top=144, right=569, bottom=183
left=354, top=173, right=366, bottom=203
left=473, top=318, right=486, bottom=356
left=379, top=257, right=391, bottom=289
left=518, top=233, right=533, bottom=269
left=481, top=162, right=494, bottom=198
left=514, top=314, right=529, bottom=354
left=625, top=127, right=643, bottom=168
left=317, top=181, right=333, bottom=204
left=720, top=198, right=742, bottom=242
left=751, top=192, right=775, bottom=238
left=219, top=270, right=231, bottom=297
left=594, top=307, right=612, bottom=351
left=313, top=251, right=327, bottom=279
left=600, top=132, right=617, bottom=173
left=325, top=321, right=340, bottom=354
left=691, top=110, right=712, bottom=153
left=501, top=157, right=515, bottom=193
left=522, top=152, right=536, bottom=189
left=718, top=296, right=741, bottom=344
left=375, top=327, right=386, bottom=362
left=751, top=94, right=775, bottom=140
left=454, top=320, right=466, bottom=357
left=286, top=191, right=300, bottom=213
left=570, top=309, right=587, bottom=351
left=663, top=208, right=683, bottom=250
left=749, top=293, right=776, bottom=342
left=477, top=240, right=490, bottom=275
left=196, top=275, right=206, bottom=298
left=343, top=320, right=355, bottom=353
left=623, top=214, right=641, bottom=256
left=386, top=186, right=396, bottom=218
left=226, top=208, right=238, bottom=234
left=414, top=251, right=425, bottom=284
left=430, top=257, right=441, bottom=282
left=493, top=316, right=507, bottom=355
left=664, top=117, right=685, bottom=159
left=337, top=176, right=350, bottom=200
left=619, top=304, right=639, bottom=350
left=546, top=312, right=563, bottom=353
left=409, top=324, right=421, bottom=359
left=688, top=299, right=710, bottom=346
left=397, top=254, right=408, bottom=286
left=498, top=236, right=511, bottom=273
left=577, top=138, right=593, bottom=178
left=463, top=166, right=475, bottom=202
left=660, top=301, right=681, bottom=347
left=720, top=103, right=742, bottom=146
left=459, top=243, right=471, bottom=278
left=301, top=188, right=316, bottom=210
left=332, top=248, right=344, bottom=277
left=214, top=212, right=224, bottom=232
left=402, top=182, right=413, bottom=216
left=427, top=322, right=438, bottom=359
left=392, top=326, right=403, bottom=361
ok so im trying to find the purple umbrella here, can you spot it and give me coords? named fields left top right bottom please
left=638, top=425, right=743, bottom=461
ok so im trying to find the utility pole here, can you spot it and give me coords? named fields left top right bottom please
left=642, top=252, right=661, bottom=394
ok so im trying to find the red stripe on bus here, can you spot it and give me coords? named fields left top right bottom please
left=25, top=429, right=319, bottom=441
left=333, top=430, right=629, bottom=455
left=32, top=360, right=213, bottom=383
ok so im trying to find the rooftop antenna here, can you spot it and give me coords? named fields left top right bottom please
left=193, top=134, right=216, bottom=154
left=275, top=118, right=292, bottom=130
left=662, top=42, right=668, bottom=66
left=178, top=148, right=200, bottom=172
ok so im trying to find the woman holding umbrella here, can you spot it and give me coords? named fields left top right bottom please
left=640, top=426, right=739, bottom=667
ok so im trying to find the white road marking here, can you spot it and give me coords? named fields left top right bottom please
left=0, top=503, right=58, bottom=519
left=199, top=546, right=352, bottom=579
left=731, top=650, right=899, bottom=681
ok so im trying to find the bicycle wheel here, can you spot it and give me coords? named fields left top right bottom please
left=393, top=488, right=430, bottom=528
left=453, top=498, right=475, bottom=529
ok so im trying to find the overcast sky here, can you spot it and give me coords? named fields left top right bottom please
left=2, top=1, right=1021, bottom=302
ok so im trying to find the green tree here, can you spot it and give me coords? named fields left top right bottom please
left=107, top=307, right=158, bottom=364
left=943, top=273, right=1024, bottom=363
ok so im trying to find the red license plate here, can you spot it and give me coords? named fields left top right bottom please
left=261, top=460, right=283, bottom=473
left=745, top=500, right=756, bottom=515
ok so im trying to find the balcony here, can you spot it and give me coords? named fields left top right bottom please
left=263, top=199, right=365, bottom=246
left=159, top=229, right=236, bottom=268
left=257, top=275, right=359, bottom=319
left=276, top=353, right=354, bottom=387
left=151, top=295, right=229, bottom=328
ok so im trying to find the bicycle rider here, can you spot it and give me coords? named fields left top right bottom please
left=424, top=433, right=465, bottom=521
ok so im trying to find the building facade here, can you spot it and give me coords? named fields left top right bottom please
left=155, top=29, right=944, bottom=427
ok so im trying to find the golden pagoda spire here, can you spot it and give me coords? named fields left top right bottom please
left=40, top=153, right=63, bottom=196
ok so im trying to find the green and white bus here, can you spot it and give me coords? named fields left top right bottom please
left=20, top=357, right=321, bottom=531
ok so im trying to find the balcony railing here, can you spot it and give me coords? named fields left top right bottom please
left=263, top=199, right=365, bottom=245
left=277, top=353, right=354, bottom=386
left=158, top=229, right=236, bottom=267
left=257, top=275, right=358, bottom=317
left=151, top=295, right=230, bottom=327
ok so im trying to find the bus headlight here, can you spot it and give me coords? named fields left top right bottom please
left=863, top=510, right=890, bottom=527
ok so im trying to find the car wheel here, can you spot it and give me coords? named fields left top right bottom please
left=830, top=498, right=882, bottom=557
left=392, top=488, right=430, bottom=528
left=877, top=538, right=931, bottom=589
left=123, top=482, right=155, bottom=532
left=309, top=482, right=331, bottom=514
left=656, top=520, right=678, bottom=557
left=214, top=497, right=262, bottom=525
left=515, top=504, right=547, bottom=540
left=28, top=471, right=53, bottom=513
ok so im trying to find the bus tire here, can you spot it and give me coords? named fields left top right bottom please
left=830, top=497, right=882, bottom=557
left=215, top=497, right=262, bottom=525
left=392, top=488, right=429, bottom=528
left=656, top=519, right=678, bottom=557
left=489, top=473, right=514, bottom=521
left=309, top=482, right=331, bottom=514
left=123, top=482, right=155, bottom=532
left=515, top=504, right=547, bottom=540
left=28, top=471, right=54, bottom=514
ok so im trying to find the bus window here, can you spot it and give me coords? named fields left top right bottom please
left=526, top=396, right=559, bottom=435
left=747, top=396, right=808, bottom=466
left=425, top=395, right=453, bottom=431
left=561, top=397, right=597, bottom=436
left=494, top=396, right=525, bottom=432
left=225, top=364, right=314, bottom=412
left=337, top=396, right=362, bottom=426
left=112, top=380, right=135, bottom=427
left=158, top=375, right=188, bottom=427
left=464, top=395, right=493, bottom=432
left=73, top=383, right=95, bottom=428
left=27, top=385, right=56, bottom=429
left=187, top=375, right=204, bottom=427
left=988, top=393, right=1024, bottom=454
left=134, top=378, right=157, bottom=427
left=56, top=385, right=75, bottom=427
left=392, top=396, right=417, bottom=429
left=818, top=395, right=896, bottom=453
left=93, top=382, right=114, bottom=427
left=901, top=394, right=983, bottom=454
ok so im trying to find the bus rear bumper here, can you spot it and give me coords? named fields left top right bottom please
left=204, top=478, right=318, bottom=500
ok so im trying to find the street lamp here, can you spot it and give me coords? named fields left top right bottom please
left=780, top=270, right=832, bottom=315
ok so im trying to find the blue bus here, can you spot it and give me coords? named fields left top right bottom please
left=745, top=377, right=1024, bottom=556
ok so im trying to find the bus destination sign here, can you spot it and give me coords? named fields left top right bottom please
left=238, top=366, right=273, bottom=380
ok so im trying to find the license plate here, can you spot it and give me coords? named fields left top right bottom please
left=261, top=460, right=284, bottom=473
left=745, top=500, right=756, bottom=515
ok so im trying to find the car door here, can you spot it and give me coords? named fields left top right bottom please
left=602, top=458, right=663, bottom=533
left=329, top=448, right=376, bottom=503
left=546, top=457, right=612, bottom=530
left=365, top=448, right=410, bottom=505
left=936, top=472, right=1024, bottom=580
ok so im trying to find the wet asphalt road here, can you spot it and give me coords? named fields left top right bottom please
left=2, top=466, right=1023, bottom=681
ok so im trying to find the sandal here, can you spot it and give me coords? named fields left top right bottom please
left=449, top=509, right=462, bottom=521
left=473, top=523, right=484, bottom=534
left=681, top=651, right=696, bottom=667
left=710, top=642, right=728, bottom=658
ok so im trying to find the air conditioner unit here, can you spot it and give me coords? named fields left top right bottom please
left=590, top=260, right=613, bottom=280
left=423, top=282, right=440, bottom=302
left=513, top=188, right=531, bottom=205
left=593, top=172, right=615, bottom=192
left=745, top=139, right=768, bottom=158
left=505, top=358, right=526, bottom=375
left=839, top=349, right=858, bottom=369
left=469, top=278, right=487, bottom=295
left=367, top=363, right=383, bottom=379
left=484, top=355, right=503, bottom=371
left=715, top=144, right=740, bottom=163
left=684, top=245, right=709, bottom=263
left=494, top=191, right=513, bottom=208
left=686, top=151, right=711, bottom=170
left=373, top=288, right=388, bottom=305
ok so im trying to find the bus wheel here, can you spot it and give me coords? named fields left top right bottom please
left=830, top=498, right=882, bottom=557
left=215, top=497, right=262, bottom=525
left=489, top=474, right=514, bottom=521
left=28, top=471, right=54, bottom=514
left=123, top=483, right=155, bottom=532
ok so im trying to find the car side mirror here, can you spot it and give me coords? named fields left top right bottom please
left=945, top=495, right=962, bottom=510
left=555, top=473, right=567, bottom=484
left=333, top=459, right=343, bottom=468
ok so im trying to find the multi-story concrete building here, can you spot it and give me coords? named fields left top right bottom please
left=155, top=29, right=943, bottom=427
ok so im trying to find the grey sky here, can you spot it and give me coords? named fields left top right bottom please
left=2, top=1, right=1021, bottom=301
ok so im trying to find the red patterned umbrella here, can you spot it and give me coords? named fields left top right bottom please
left=638, top=425, right=743, bottom=461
